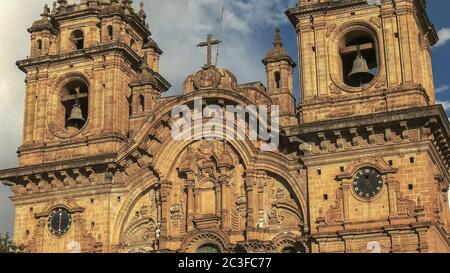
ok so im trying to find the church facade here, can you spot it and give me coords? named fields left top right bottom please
left=1, top=0, right=450, bottom=253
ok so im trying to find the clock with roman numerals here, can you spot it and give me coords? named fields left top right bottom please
left=48, top=208, right=72, bottom=236
left=353, top=167, right=383, bottom=199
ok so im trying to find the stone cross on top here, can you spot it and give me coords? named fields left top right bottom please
left=197, top=34, right=221, bottom=69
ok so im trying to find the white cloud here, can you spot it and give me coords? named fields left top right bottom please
left=435, top=28, right=450, bottom=47
left=437, top=100, right=450, bottom=111
left=146, top=0, right=297, bottom=93
left=436, top=84, right=450, bottom=93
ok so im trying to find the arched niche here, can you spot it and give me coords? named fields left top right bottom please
left=263, top=172, right=305, bottom=233
left=174, top=140, right=244, bottom=232
left=119, top=187, right=159, bottom=252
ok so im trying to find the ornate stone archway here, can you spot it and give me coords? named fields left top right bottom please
left=111, top=92, right=308, bottom=252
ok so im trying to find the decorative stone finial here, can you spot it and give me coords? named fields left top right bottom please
left=138, top=1, right=147, bottom=21
left=57, top=0, right=68, bottom=12
left=273, top=26, right=283, bottom=48
left=57, top=0, right=67, bottom=7
left=51, top=1, right=57, bottom=15
left=123, top=0, right=133, bottom=8
left=262, top=26, right=296, bottom=67
left=41, top=4, right=50, bottom=19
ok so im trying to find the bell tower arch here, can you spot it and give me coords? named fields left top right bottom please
left=287, top=0, right=439, bottom=124
left=18, top=0, right=170, bottom=166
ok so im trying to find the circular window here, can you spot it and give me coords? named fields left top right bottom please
left=48, top=208, right=72, bottom=236
left=197, top=244, right=221, bottom=253
left=339, top=29, right=378, bottom=88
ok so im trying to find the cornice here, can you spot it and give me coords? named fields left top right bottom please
left=16, top=42, right=142, bottom=73
left=285, top=105, right=448, bottom=136
left=0, top=153, right=116, bottom=181
left=286, top=0, right=437, bottom=45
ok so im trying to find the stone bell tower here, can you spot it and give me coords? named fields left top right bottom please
left=0, top=0, right=170, bottom=253
left=285, top=0, right=450, bottom=252
left=18, top=0, right=170, bottom=166
left=287, top=0, right=438, bottom=124
left=262, top=27, right=297, bottom=127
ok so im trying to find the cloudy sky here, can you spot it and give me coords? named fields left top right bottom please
left=0, top=0, right=449, bottom=236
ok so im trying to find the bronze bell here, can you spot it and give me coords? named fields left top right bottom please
left=348, top=47, right=374, bottom=84
left=68, top=104, right=85, bottom=124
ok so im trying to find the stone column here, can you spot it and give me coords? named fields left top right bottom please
left=257, top=180, right=265, bottom=228
left=386, top=177, right=398, bottom=217
left=158, top=180, right=172, bottom=241
left=35, top=219, right=46, bottom=253
left=185, top=180, right=195, bottom=232
left=215, top=184, right=222, bottom=216
left=312, top=18, right=327, bottom=96
left=219, top=174, right=229, bottom=230
left=244, top=171, right=257, bottom=229
left=131, top=92, right=139, bottom=115
left=414, top=226, right=430, bottom=253
left=341, top=180, right=351, bottom=221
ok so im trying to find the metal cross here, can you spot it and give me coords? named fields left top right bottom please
left=197, top=34, right=221, bottom=68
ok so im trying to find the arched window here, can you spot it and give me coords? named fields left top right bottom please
left=139, top=94, right=145, bottom=112
left=127, top=97, right=132, bottom=116
left=130, top=38, right=135, bottom=49
left=60, top=79, right=89, bottom=129
left=339, top=29, right=378, bottom=87
left=197, top=244, right=220, bottom=253
left=274, top=71, right=281, bottom=89
left=282, top=247, right=297, bottom=253
left=107, top=25, right=113, bottom=41
left=71, top=30, right=84, bottom=50
left=37, top=39, right=42, bottom=52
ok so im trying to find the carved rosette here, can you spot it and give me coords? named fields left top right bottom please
left=192, top=66, right=223, bottom=90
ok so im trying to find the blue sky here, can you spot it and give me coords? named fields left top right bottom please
left=428, top=2, right=450, bottom=106
left=0, top=0, right=449, bottom=236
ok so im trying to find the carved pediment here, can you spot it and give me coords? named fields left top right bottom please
left=34, top=198, right=84, bottom=218
left=183, top=67, right=239, bottom=94
left=337, top=157, right=397, bottom=180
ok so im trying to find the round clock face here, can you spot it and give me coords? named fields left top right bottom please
left=48, top=208, right=72, bottom=236
left=353, top=167, right=383, bottom=199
